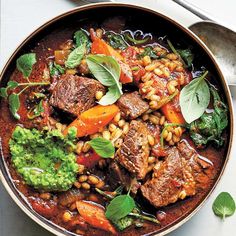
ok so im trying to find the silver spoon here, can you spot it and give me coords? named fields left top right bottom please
left=173, top=0, right=236, bottom=87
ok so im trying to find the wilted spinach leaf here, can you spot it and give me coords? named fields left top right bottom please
left=138, top=46, right=160, bottom=59
left=106, top=32, right=128, bottom=50
left=177, top=48, right=194, bottom=68
left=189, top=84, right=228, bottom=148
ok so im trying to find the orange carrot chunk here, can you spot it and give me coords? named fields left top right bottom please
left=76, top=201, right=117, bottom=235
left=64, top=104, right=119, bottom=137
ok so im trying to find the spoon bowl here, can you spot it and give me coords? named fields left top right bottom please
left=189, top=21, right=236, bottom=86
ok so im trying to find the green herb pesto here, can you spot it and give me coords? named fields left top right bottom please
left=9, top=126, right=79, bottom=191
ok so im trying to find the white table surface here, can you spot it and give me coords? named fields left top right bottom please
left=0, top=0, right=236, bottom=235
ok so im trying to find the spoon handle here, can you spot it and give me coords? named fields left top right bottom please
left=172, top=0, right=215, bottom=21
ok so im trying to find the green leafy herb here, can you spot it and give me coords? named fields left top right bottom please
left=128, top=212, right=159, bottom=224
left=16, top=53, right=37, bottom=78
left=0, top=81, right=49, bottom=120
left=86, top=54, right=122, bottom=105
left=177, top=48, right=194, bottom=68
left=212, top=192, right=235, bottom=219
left=9, top=93, right=20, bottom=120
left=27, top=100, right=44, bottom=119
left=180, top=71, right=210, bottom=123
left=0, top=81, right=19, bottom=98
left=106, top=32, right=128, bottom=50
left=88, top=137, right=115, bottom=158
left=105, top=194, right=136, bottom=221
left=49, top=61, right=65, bottom=76
left=189, top=85, right=228, bottom=147
left=138, top=46, right=160, bottom=59
left=112, top=216, right=133, bottom=231
left=65, top=44, right=86, bottom=69
left=74, top=29, right=90, bottom=49
left=125, top=34, right=149, bottom=45
left=167, top=40, right=194, bottom=68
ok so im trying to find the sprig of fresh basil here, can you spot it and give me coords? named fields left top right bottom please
left=105, top=194, right=136, bottom=221
left=65, top=44, right=86, bottom=69
left=212, top=192, right=235, bottom=219
left=16, top=53, right=37, bottom=78
left=86, top=54, right=122, bottom=105
left=9, top=93, right=20, bottom=120
left=88, top=137, right=115, bottom=158
left=180, top=71, right=210, bottom=123
left=74, top=29, right=90, bottom=49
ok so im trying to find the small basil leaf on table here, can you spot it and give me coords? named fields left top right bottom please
left=16, top=53, right=37, bottom=78
left=212, top=192, right=236, bottom=219
left=86, top=54, right=122, bottom=105
left=65, top=44, right=86, bottom=69
left=74, top=29, right=90, bottom=49
left=105, top=194, right=136, bottom=221
left=180, top=71, right=210, bottom=124
left=88, top=137, right=115, bottom=158
left=9, top=93, right=20, bottom=120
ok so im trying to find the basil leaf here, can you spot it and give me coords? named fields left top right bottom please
left=16, top=53, right=37, bottom=78
left=49, top=61, right=65, bottom=76
left=177, top=48, right=194, bottom=68
left=0, top=88, right=8, bottom=98
left=88, top=137, right=115, bottom=158
left=105, top=194, right=136, bottom=221
left=74, top=29, right=90, bottom=49
left=180, top=71, right=210, bottom=123
left=65, top=44, right=86, bottom=69
left=98, top=85, right=121, bottom=105
left=7, top=81, right=19, bottom=89
left=212, top=192, right=235, bottom=219
left=9, top=93, right=20, bottom=120
left=86, top=54, right=122, bottom=105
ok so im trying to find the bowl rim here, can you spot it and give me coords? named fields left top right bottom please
left=0, top=2, right=234, bottom=236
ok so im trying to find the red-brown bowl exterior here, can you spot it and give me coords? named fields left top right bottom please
left=0, top=3, right=234, bottom=236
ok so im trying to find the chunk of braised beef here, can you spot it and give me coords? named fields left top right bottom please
left=141, top=140, right=212, bottom=208
left=116, top=92, right=149, bottom=119
left=49, top=74, right=105, bottom=117
left=108, top=161, right=141, bottom=194
left=116, top=120, right=150, bottom=179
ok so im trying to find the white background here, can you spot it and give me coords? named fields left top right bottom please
left=0, top=0, right=236, bottom=236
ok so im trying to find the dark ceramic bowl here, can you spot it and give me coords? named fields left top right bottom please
left=0, top=3, right=234, bottom=236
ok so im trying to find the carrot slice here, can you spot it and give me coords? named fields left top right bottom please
left=64, top=104, right=119, bottom=137
left=76, top=201, right=117, bottom=235
left=90, top=28, right=133, bottom=83
left=161, top=102, right=185, bottom=124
